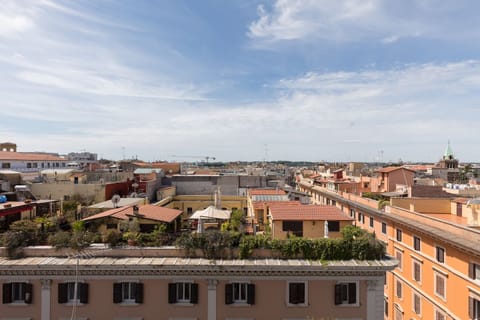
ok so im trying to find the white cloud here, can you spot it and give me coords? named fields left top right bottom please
left=247, top=0, right=462, bottom=45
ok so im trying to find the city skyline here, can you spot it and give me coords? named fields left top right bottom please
left=1, top=1, right=480, bottom=162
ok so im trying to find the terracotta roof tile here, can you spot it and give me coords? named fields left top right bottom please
left=269, top=204, right=353, bottom=221
left=0, top=151, right=67, bottom=162
left=83, top=205, right=182, bottom=223
left=249, top=189, right=286, bottom=195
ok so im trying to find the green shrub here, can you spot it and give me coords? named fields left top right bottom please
left=102, top=229, right=122, bottom=247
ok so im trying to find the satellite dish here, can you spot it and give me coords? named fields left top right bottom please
left=111, top=194, right=121, bottom=208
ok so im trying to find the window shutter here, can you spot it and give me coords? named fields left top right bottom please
left=247, top=284, right=255, bottom=305
left=58, top=283, right=68, bottom=304
left=24, top=283, right=33, bottom=304
left=190, top=283, right=199, bottom=304
left=113, top=283, right=122, bottom=303
left=289, top=283, right=297, bottom=304
left=348, top=283, right=356, bottom=304
left=134, top=283, right=143, bottom=304
left=297, top=283, right=305, bottom=304
left=334, top=284, right=342, bottom=305
left=469, top=263, right=475, bottom=279
left=2, top=283, right=12, bottom=304
left=79, top=283, right=88, bottom=304
left=168, top=283, right=177, bottom=304
left=469, top=297, right=474, bottom=318
left=225, top=284, right=233, bottom=305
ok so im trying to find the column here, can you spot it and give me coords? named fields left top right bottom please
left=41, top=279, right=52, bottom=320
left=367, top=277, right=384, bottom=320
left=207, top=279, right=218, bottom=320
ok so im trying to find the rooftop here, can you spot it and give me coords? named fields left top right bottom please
left=269, top=204, right=353, bottom=221
left=0, top=151, right=66, bottom=162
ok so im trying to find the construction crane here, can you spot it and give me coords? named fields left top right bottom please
left=169, top=155, right=216, bottom=163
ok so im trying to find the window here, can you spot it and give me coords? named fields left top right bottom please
left=288, top=281, right=307, bottom=305
left=1, top=162, right=10, bottom=169
left=113, top=282, right=143, bottom=304
left=168, top=282, right=198, bottom=304
left=187, top=207, right=193, bottom=215
left=58, top=282, right=88, bottom=304
left=396, top=229, right=402, bottom=242
left=395, top=250, right=403, bottom=271
left=435, top=309, right=446, bottom=320
left=434, top=272, right=446, bottom=299
left=394, top=305, right=403, bottom=320
left=33, top=163, right=38, bottom=168
left=436, top=246, right=445, bottom=263
left=350, top=209, right=355, bottom=218
left=225, top=283, right=255, bottom=305
left=334, top=282, right=358, bottom=306
left=413, top=292, right=421, bottom=315
left=357, top=212, right=362, bottom=222
left=369, top=217, right=374, bottom=228
left=470, top=263, right=480, bottom=281
left=27, top=162, right=32, bottom=168
left=282, top=220, right=303, bottom=237
left=384, top=297, right=389, bottom=317
left=2, top=282, right=32, bottom=304
left=413, top=236, right=421, bottom=251
left=469, top=296, right=480, bottom=320
left=382, top=222, right=387, bottom=234
left=327, top=221, right=340, bottom=232
left=396, top=280, right=402, bottom=299
left=413, top=260, right=422, bottom=283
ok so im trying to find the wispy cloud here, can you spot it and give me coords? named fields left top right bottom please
left=247, top=0, right=476, bottom=46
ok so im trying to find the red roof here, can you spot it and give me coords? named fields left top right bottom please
left=376, top=166, right=415, bottom=173
left=0, top=151, right=66, bottom=161
left=84, top=205, right=182, bottom=223
left=269, top=204, right=353, bottom=221
left=249, top=189, right=286, bottom=195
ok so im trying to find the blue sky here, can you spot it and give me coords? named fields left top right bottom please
left=1, top=0, right=480, bottom=162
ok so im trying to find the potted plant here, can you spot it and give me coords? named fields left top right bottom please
left=123, top=231, right=139, bottom=246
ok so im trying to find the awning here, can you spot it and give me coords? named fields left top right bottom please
left=189, top=206, right=231, bottom=220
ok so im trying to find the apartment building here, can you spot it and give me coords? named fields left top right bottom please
left=298, top=179, right=480, bottom=320
left=0, top=247, right=396, bottom=320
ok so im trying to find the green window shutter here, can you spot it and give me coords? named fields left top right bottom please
left=190, top=283, right=199, bottom=304
left=2, top=283, right=12, bottom=304
left=168, top=283, right=177, bottom=304
left=79, top=283, right=88, bottom=304
left=58, top=283, right=68, bottom=304
left=135, top=283, right=143, bottom=304
left=247, top=284, right=255, bottom=305
left=113, top=283, right=122, bottom=304
left=334, top=284, right=342, bottom=305
left=225, top=284, right=233, bottom=305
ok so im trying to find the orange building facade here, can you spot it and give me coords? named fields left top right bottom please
left=299, top=179, right=480, bottom=320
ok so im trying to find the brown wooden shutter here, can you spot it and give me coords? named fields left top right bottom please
left=348, top=283, right=356, bottom=304
left=58, top=283, right=68, bottom=304
left=247, top=284, right=255, bottom=305
left=298, top=283, right=305, bottom=304
left=113, top=283, right=122, bottom=303
left=469, top=296, right=474, bottom=319
left=334, top=284, right=342, bottom=305
left=134, top=283, right=143, bottom=304
left=24, top=283, right=33, bottom=304
left=2, top=283, right=12, bottom=304
left=79, top=283, right=88, bottom=304
left=168, top=283, right=177, bottom=304
left=225, top=284, right=233, bottom=305
left=289, top=283, right=297, bottom=304
left=190, top=283, right=198, bottom=304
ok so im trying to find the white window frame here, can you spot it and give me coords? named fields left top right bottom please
left=66, top=281, right=81, bottom=303
left=395, top=249, right=403, bottom=271
left=434, top=308, right=446, bottom=320
left=120, top=282, right=137, bottom=303
left=11, top=282, right=27, bottom=303
left=335, top=281, right=359, bottom=307
left=436, top=245, right=446, bottom=264
left=434, top=271, right=447, bottom=300
left=412, top=292, right=421, bottom=315
left=412, top=259, right=422, bottom=283
left=286, top=281, right=308, bottom=307
left=231, top=282, right=249, bottom=304
left=175, top=281, right=193, bottom=304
